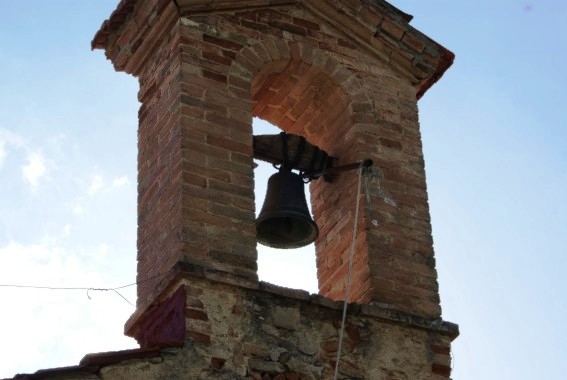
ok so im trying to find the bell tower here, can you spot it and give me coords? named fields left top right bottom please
left=91, top=0, right=459, bottom=378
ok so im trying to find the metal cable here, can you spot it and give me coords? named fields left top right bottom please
left=0, top=270, right=170, bottom=306
left=364, top=172, right=379, bottom=227
left=333, top=161, right=364, bottom=380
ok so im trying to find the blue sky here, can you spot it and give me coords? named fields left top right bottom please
left=0, top=1, right=566, bottom=378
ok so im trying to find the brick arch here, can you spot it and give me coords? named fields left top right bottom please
left=230, top=39, right=373, bottom=153
left=230, top=39, right=377, bottom=302
left=231, top=39, right=364, bottom=92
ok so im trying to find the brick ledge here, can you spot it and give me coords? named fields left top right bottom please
left=125, top=261, right=459, bottom=341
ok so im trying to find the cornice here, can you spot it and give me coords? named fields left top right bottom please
left=92, top=0, right=453, bottom=96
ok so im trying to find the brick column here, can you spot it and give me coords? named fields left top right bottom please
left=311, top=77, right=442, bottom=317
left=93, top=1, right=258, bottom=312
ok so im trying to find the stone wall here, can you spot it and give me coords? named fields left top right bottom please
left=128, top=273, right=457, bottom=379
left=14, top=270, right=455, bottom=380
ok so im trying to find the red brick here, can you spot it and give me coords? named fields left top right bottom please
left=210, top=357, right=226, bottom=369
left=202, top=69, right=227, bottom=83
left=431, top=344, right=451, bottom=355
left=431, top=363, right=451, bottom=377
left=187, top=330, right=211, bottom=344
left=292, top=17, right=320, bottom=31
left=402, top=32, right=426, bottom=53
left=206, top=135, right=252, bottom=155
left=185, top=309, right=209, bottom=321
left=202, top=51, right=232, bottom=66
left=359, top=5, right=383, bottom=26
left=203, top=34, right=243, bottom=51
left=380, top=18, right=406, bottom=41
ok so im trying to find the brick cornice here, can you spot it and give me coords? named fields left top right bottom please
left=176, top=0, right=299, bottom=13
left=91, top=0, right=300, bottom=51
left=91, top=0, right=136, bottom=50
left=92, top=0, right=178, bottom=75
left=301, top=0, right=454, bottom=98
left=92, top=0, right=453, bottom=97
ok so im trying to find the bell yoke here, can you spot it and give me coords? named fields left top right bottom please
left=255, top=132, right=372, bottom=249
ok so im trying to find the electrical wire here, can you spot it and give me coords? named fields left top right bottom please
left=0, top=270, right=170, bottom=306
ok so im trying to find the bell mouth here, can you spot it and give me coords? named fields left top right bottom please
left=256, top=169, right=319, bottom=249
left=256, top=212, right=319, bottom=249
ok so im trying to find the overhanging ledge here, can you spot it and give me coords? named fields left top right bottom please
left=92, top=0, right=454, bottom=98
left=124, top=261, right=460, bottom=343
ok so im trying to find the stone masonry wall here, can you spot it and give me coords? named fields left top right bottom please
left=10, top=271, right=457, bottom=380
left=100, top=273, right=457, bottom=380
left=148, top=277, right=456, bottom=380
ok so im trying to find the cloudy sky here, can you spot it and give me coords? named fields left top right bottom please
left=0, top=1, right=566, bottom=379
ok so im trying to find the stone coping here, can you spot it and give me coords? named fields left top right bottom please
left=125, top=261, right=459, bottom=341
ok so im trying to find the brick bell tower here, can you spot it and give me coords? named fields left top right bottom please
left=91, top=0, right=458, bottom=378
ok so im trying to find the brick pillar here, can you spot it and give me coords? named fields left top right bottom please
left=311, top=77, right=442, bottom=317
left=93, top=0, right=453, bottom=322
left=93, top=1, right=258, bottom=312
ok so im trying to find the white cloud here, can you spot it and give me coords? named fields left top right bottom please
left=112, top=176, right=130, bottom=187
left=0, top=128, right=25, bottom=148
left=0, top=240, right=137, bottom=377
left=87, top=175, right=103, bottom=196
left=0, top=140, right=6, bottom=168
left=22, top=152, right=47, bottom=186
left=62, top=224, right=73, bottom=236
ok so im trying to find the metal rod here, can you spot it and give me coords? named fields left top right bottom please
left=306, top=159, right=373, bottom=179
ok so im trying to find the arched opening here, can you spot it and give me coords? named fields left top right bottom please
left=253, top=117, right=318, bottom=293
left=250, top=57, right=354, bottom=295
left=250, top=59, right=352, bottom=154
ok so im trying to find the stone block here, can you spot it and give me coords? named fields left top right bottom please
left=272, top=306, right=300, bottom=330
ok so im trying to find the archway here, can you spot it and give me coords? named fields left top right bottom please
left=243, top=43, right=362, bottom=297
left=253, top=117, right=318, bottom=292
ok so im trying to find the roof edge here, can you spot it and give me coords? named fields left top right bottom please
left=92, top=0, right=455, bottom=97
left=92, top=0, right=136, bottom=50
left=417, top=42, right=455, bottom=99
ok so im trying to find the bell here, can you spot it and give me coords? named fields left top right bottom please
left=257, top=169, right=319, bottom=249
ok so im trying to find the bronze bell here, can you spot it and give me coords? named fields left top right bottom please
left=256, top=169, right=319, bottom=249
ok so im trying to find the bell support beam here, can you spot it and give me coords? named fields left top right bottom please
left=253, top=133, right=372, bottom=181
left=253, top=133, right=333, bottom=175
